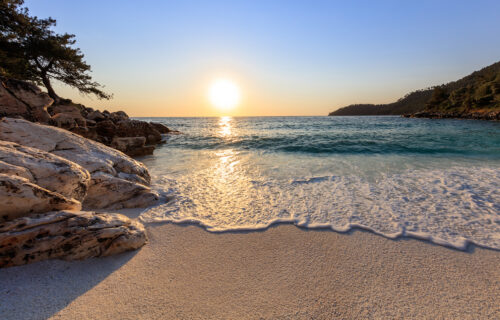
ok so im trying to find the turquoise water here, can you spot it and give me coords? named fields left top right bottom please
left=137, top=116, right=500, bottom=250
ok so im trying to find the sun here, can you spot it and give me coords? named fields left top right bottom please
left=209, top=79, right=240, bottom=111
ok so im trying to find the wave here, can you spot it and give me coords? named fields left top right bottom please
left=139, top=166, right=500, bottom=251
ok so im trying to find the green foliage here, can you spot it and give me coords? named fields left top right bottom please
left=330, top=61, right=500, bottom=116
left=425, top=62, right=500, bottom=113
left=0, top=0, right=111, bottom=100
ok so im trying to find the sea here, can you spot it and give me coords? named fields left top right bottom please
left=135, top=116, right=500, bottom=250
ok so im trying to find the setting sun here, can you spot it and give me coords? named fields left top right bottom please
left=209, top=79, right=240, bottom=111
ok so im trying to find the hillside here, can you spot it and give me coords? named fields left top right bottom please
left=329, top=89, right=432, bottom=116
left=329, top=61, right=500, bottom=120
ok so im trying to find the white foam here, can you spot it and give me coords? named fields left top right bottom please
left=139, top=160, right=500, bottom=250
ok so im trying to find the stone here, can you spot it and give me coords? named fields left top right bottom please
left=109, top=111, right=129, bottom=122
left=150, top=122, right=171, bottom=134
left=0, top=210, right=147, bottom=268
left=0, top=77, right=53, bottom=123
left=0, top=174, right=81, bottom=221
left=83, top=172, right=158, bottom=209
left=52, top=112, right=87, bottom=129
left=49, top=104, right=83, bottom=116
left=94, top=119, right=117, bottom=140
left=115, top=120, right=162, bottom=144
left=0, top=141, right=90, bottom=201
left=111, top=136, right=154, bottom=156
left=0, top=118, right=158, bottom=209
left=86, top=110, right=107, bottom=122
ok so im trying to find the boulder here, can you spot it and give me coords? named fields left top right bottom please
left=109, top=110, right=129, bottom=122
left=84, top=172, right=158, bottom=209
left=49, top=104, right=83, bottom=116
left=0, top=141, right=90, bottom=200
left=115, top=119, right=162, bottom=144
left=94, top=119, right=117, bottom=140
left=0, top=210, right=147, bottom=268
left=0, top=160, right=34, bottom=181
left=150, top=122, right=171, bottom=134
left=0, top=77, right=53, bottom=123
left=52, top=112, right=87, bottom=129
left=111, top=136, right=154, bottom=156
left=0, top=174, right=81, bottom=221
left=0, top=118, right=158, bottom=209
left=87, top=110, right=107, bottom=122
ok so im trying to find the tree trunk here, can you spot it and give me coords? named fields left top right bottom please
left=41, top=73, right=59, bottom=102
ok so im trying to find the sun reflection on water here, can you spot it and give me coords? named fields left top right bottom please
left=218, top=116, right=232, bottom=137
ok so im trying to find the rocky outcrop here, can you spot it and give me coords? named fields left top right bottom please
left=0, top=210, right=147, bottom=268
left=1, top=77, right=178, bottom=156
left=404, top=110, right=500, bottom=121
left=0, top=174, right=81, bottom=221
left=0, top=77, right=53, bottom=123
left=0, top=119, right=152, bottom=267
left=0, top=118, right=159, bottom=209
left=0, top=141, right=91, bottom=200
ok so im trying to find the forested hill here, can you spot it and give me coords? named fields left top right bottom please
left=329, top=89, right=432, bottom=116
left=329, top=61, right=500, bottom=120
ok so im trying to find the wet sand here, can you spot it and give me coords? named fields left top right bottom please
left=1, top=223, right=499, bottom=319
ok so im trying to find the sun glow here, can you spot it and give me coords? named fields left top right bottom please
left=209, top=79, right=240, bottom=112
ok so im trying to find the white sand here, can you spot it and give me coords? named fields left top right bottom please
left=1, top=223, right=499, bottom=319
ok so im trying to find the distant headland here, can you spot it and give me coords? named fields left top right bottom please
left=329, top=61, right=500, bottom=120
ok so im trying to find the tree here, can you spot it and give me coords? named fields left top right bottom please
left=0, top=0, right=111, bottom=101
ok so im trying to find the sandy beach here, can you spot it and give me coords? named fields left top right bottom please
left=1, top=222, right=499, bottom=319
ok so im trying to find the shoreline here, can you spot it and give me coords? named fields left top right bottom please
left=1, top=223, right=499, bottom=319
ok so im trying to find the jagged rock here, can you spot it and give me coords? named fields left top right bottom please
left=150, top=122, right=171, bottom=134
left=115, top=119, right=162, bottom=144
left=0, top=77, right=53, bottom=123
left=84, top=172, right=158, bottom=209
left=0, top=210, right=147, bottom=268
left=111, top=136, right=154, bottom=156
left=0, top=174, right=81, bottom=221
left=94, top=119, right=117, bottom=140
left=0, top=118, right=158, bottom=209
left=87, top=110, right=106, bottom=122
left=0, top=141, right=90, bottom=200
left=110, top=111, right=129, bottom=122
left=0, top=160, right=33, bottom=181
left=49, top=104, right=83, bottom=116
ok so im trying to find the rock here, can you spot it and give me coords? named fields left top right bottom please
left=150, top=122, right=171, bottom=134
left=110, top=111, right=129, bottom=122
left=0, top=210, right=147, bottom=268
left=0, top=141, right=90, bottom=200
left=84, top=172, right=158, bottom=209
left=52, top=112, right=87, bottom=129
left=0, top=174, right=81, bottom=221
left=0, top=118, right=158, bottom=209
left=94, top=119, right=117, bottom=140
left=0, top=77, right=53, bottom=123
left=0, top=160, right=34, bottom=181
left=115, top=120, right=162, bottom=144
left=111, top=136, right=154, bottom=156
left=87, top=110, right=106, bottom=122
left=49, top=104, right=83, bottom=116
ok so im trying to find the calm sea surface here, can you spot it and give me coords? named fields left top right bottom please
left=135, top=116, right=500, bottom=250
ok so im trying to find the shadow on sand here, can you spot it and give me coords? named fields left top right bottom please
left=0, top=250, right=138, bottom=320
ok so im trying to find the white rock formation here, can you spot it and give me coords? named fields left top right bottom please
left=0, top=141, right=90, bottom=200
left=0, top=118, right=158, bottom=209
left=0, top=210, right=147, bottom=268
left=0, top=174, right=81, bottom=221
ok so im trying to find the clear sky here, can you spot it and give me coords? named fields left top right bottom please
left=24, top=0, right=500, bottom=116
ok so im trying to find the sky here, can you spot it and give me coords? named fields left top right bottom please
left=24, top=0, right=500, bottom=117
